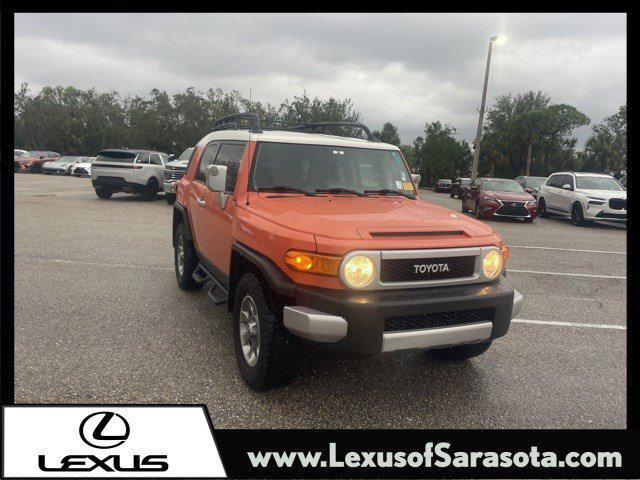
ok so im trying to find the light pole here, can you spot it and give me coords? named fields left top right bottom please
left=470, top=34, right=507, bottom=180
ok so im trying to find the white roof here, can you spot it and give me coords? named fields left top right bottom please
left=553, top=171, right=614, bottom=178
left=196, top=129, right=399, bottom=151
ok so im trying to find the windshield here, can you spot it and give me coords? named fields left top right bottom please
left=178, top=148, right=194, bottom=162
left=576, top=176, right=624, bottom=191
left=525, top=177, right=546, bottom=188
left=482, top=179, right=525, bottom=193
left=57, top=156, right=77, bottom=163
left=251, top=143, right=414, bottom=196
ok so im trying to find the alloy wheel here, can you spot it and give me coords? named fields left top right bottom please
left=239, top=295, right=260, bottom=367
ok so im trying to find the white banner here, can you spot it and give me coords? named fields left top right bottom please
left=3, top=405, right=227, bottom=478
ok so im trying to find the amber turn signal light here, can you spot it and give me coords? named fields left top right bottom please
left=284, top=250, right=341, bottom=276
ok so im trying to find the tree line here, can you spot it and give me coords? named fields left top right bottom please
left=14, top=83, right=626, bottom=185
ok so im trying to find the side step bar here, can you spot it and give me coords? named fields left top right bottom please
left=192, top=263, right=228, bottom=305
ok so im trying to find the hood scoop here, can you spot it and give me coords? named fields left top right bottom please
left=368, top=230, right=468, bottom=238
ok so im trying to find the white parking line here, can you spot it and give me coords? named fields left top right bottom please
left=510, top=245, right=626, bottom=255
left=508, top=269, right=626, bottom=280
left=18, top=255, right=172, bottom=271
left=513, top=318, right=626, bottom=330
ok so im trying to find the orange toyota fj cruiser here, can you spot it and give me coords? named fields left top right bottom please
left=173, top=114, right=522, bottom=390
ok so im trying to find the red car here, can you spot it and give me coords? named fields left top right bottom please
left=462, top=178, right=538, bottom=222
left=14, top=150, right=60, bottom=173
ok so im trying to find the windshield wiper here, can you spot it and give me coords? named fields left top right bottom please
left=363, top=188, right=415, bottom=199
left=256, top=185, right=316, bottom=196
left=315, top=187, right=367, bottom=197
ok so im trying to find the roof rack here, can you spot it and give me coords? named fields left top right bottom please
left=293, top=122, right=376, bottom=141
left=212, top=113, right=262, bottom=133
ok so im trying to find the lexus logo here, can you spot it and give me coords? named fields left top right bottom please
left=79, top=411, right=130, bottom=449
left=511, top=203, right=517, bottom=207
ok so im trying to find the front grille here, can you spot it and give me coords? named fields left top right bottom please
left=380, top=256, right=476, bottom=282
left=609, top=198, right=626, bottom=210
left=74, top=168, right=87, bottom=175
left=384, top=308, right=495, bottom=332
left=495, top=201, right=529, bottom=216
left=164, top=170, right=185, bottom=181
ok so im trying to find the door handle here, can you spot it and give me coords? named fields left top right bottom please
left=196, top=197, right=206, bottom=207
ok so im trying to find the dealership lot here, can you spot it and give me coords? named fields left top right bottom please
left=14, top=174, right=626, bottom=428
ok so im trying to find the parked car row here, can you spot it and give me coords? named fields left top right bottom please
left=14, top=150, right=60, bottom=173
left=432, top=171, right=626, bottom=227
left=43, top=156, right=95, bottom=175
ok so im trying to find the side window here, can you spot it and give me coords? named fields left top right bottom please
left=149, top=153, right=162, bottom=165
left=565, top=175, right=575, bottom=189
left=160, top=153, right=169, bottom=165
left=547, top=175, right=558, bottom=188
left=214, top=143, right=247, bottom=192
left=136, top=153, right=150, bottom=164
left=196, top=143, right=220, bottom=183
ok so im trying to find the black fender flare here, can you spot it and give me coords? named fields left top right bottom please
left=172, top=202, right=194, bottom=245
left=228, top=243, right=297, bottom=312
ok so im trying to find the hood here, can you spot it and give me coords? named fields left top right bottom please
left=166, top=160, right=189, bottom=169
left=245, top=193, right=496, bottom=241
left=484, top=190, right=534, bottom=202
left=577, top=188, right=626, bottom=199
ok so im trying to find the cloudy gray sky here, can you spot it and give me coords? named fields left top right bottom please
left=15, top=13, right=626, bottom=146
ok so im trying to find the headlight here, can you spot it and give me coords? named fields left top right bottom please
left=482, top=250, right=503, bottom=279
left=342, top=255, right=376, bottom=288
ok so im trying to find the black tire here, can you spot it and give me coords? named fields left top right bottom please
left=174, top=223, right=198, bottom=290
left=428, top=340, right=493, bottom=361
left=461, top=199, right=469, bottom=213
left=524, top=217, right=534, bottom=223
left=30, top=164, right=42, bottom=174
left=537, top=197, right=549, bottom=218
left=95, top=189, right=113, bottom=199
left=141, top=178, right=158, bottom=201
left=474, top=201, right=481, bottom=219
left=233, top=273, right=298, bottom=391
left=43, top=169, right=50, bottom=175
left=571, top=202, right=587, bottom=227
left=165, top=193, right=176, bottom=205
left=450, top=190, right=455, bottom=198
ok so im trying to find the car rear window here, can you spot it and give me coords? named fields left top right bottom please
left=96, top=151, right=138, bottom=163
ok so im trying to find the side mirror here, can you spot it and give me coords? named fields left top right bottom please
left=206, top=164, right=227, bottom=192
left=168, top=154, right=175, bottom=161
left=411, top=174, right=421, bottom=186
left=562, top=184, right=572, bottom=191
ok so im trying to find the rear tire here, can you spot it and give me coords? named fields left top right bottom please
left=165, top=193, right=176, bottom=205
left=30, top=164, right=42, bottom=174
left=95, top=189, right=113, bottom=199
left=142, top=178, right=158, bottom=201
left=174, top=223, right=198, bottom=290
left=233, top=273, right=298, bottom=391
left=524, top=217, right=534, bottom=223
left=428, top=340, right=493, bottom=361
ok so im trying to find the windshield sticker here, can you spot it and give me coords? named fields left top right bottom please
left=402, top=181, right=414, bottom=191
left=395, top=180, right=403, bottom=189
left=332, top=150, right=344, bottom=155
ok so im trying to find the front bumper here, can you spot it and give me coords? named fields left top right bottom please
left=92, top=176, right=146, bottom=193
left=163, top=180, right=178, bottom=194
left=584, top=204, right=627, bottom=222
left=478, top=200, right=537, bottom=220
left=282, top=278, right=520, bottom=358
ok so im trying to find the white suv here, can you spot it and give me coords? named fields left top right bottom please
left=91, top=149, right=168, bottom=201
left=537, top=172, right=627, bottom=226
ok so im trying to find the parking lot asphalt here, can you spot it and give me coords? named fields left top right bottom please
left=14, top=175, right=627, bottom=428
